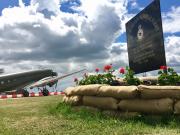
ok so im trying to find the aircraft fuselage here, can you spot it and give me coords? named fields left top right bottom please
left=0, top=69, right=57, bottom=92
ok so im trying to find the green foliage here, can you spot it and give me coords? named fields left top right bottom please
left=124, top=67, right=141, bottom=86
left=77, top=65, right=180, bottom=86
left=78, top=67, right=142, bottom=86
left=158, top=67, right=180, bottom=85
left=78, top=72, right=116, bottom=85
left=50, top=102, right=106, bottom=121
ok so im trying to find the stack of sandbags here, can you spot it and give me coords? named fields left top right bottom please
left=138, top=85, right=180, bottom=114
left=118, top=98, right=173, bottom=114
left=116, top=85, right=179, bottom=114
left=81, top=86, right=139, bottom=110
left=62, top=84, right=180, bottom=114
left=83, top=96, right=118, bottom=110
left=138, top=85, right=180, bottom=99
left=97, top=86, right=139, bottom=99
left=64, top=85, right=139, bottom=110
left=64, top=84, right=102, bottom=96
left=174, top=101, right=180, bottom=114
left=64, top=85, right=139, bottom=99
left=63, top=85, right=102, bottom=106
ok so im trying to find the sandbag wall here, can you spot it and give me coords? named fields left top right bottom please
left=63, top=84, right=180, bottom=114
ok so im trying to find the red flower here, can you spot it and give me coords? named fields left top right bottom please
left=104, top=65, right=112, bottom=71
left=119, top=67, right=125, bottom=74
left=160, top=66, right=167, bottom=70
left=74, top=78, right=78, bottom=82
left=95, top=68, right=100, bottom=73
left=160, top=66, right=164, bottom=69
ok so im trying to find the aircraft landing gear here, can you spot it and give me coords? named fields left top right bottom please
left=22, top=89, right=29, bottom=97
left=42, top=88, right=49, bottom=96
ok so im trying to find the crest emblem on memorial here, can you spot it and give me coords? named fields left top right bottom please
left=137, top=25, right=144, bottom=41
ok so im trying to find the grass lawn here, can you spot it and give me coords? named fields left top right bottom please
left=0, top=96, right=180, bottom=135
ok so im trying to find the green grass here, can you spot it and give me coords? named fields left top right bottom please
left=0, top=96, right=180, bottom=135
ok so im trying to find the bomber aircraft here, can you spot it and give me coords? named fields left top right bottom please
left=28, top=69, right=86, bottom=96
left=0, top=69, right=85, bottom=97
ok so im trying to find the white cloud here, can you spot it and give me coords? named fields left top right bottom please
left=109, top=42, right=128, bottom=67
left=0, top=0, right=128, bottom=76
left=19, top=0, right=25, bottom=8
left=165, top=36, right=180, bottom=71
left=128, top=0, right=139, bottom=9
left=162, top=6, right=180, bottom=33
left=0, top=0, right=179, bottom=91
left=31, top=0, right=60, bottom=14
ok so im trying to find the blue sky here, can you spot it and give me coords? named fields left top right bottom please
left=0, top=0, right=179, bottom=16
left=0, top=0, right=179, bottom=90
left=1, top=0, right=179, bottom=16
left=0, top=0, right=179, bottom=13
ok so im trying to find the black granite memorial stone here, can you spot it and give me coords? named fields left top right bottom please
left=126, top=0, right=166, bottom=74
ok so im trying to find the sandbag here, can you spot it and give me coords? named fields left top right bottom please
left=118, top=98, right=173, bottom=114
left=83, top=96, right=118, bottom=110
left=64, top=84, right=102, bottom=96
left=139, top=76, right=158, bottom=85
left=97, top=86, right=138, bottom=99
left=64, top=87, right=75, bottom=96
left=63, top=95, right=82, bottom=106
left=138, top=85, right=180, bottom=99
left=174, top=100, right=180, bottom=114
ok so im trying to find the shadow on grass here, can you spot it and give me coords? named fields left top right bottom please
left=48, top=102, right=180, bottom=128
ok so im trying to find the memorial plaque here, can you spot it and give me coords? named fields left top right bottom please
left=126, top=0, right=166, bottom=74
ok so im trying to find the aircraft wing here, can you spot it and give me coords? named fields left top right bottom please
left=28, top=69, right=86, bottom=89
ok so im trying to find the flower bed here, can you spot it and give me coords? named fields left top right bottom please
left=74, top=65, right=179, bottom=86
left=67, top=65, right=180, bottom=114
